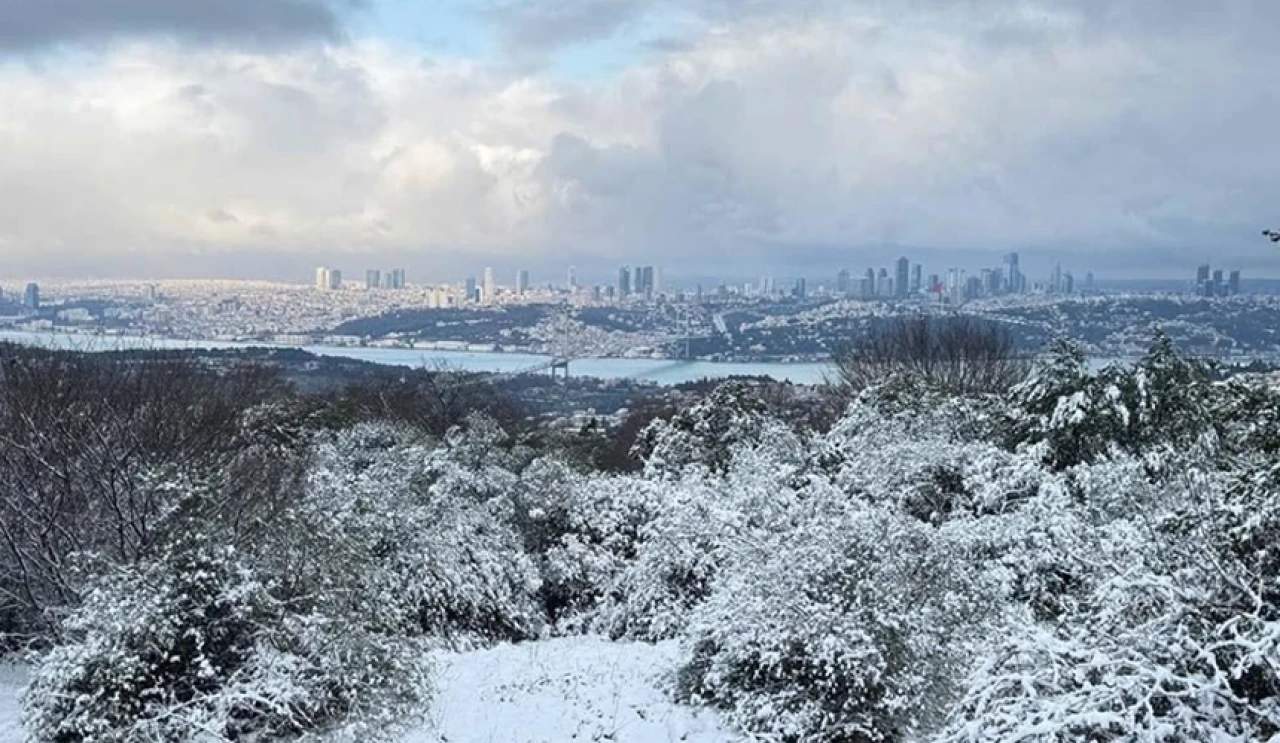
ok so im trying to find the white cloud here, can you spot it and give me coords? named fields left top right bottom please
left=0, top=1, right=1278, bottom=278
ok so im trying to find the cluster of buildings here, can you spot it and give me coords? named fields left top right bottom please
left=813, top=253, right=1090, bottom=304
left=1195, top=264, right=1242, bottom=297
left=314, top=267, right=408, bottom=292
left=0, top=282, right=41, bottom=312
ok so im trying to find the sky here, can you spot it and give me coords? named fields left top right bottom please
left=0, top=0, right=1278, bottom=282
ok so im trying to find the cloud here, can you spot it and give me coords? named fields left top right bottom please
left=0, top=1, right=1279, bottom=280
left=0, top=0, right=351, bottom=52
left=481, top=0, right=653, bottom=57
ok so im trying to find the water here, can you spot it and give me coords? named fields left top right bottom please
left=0, top=331, right=835, bottom=386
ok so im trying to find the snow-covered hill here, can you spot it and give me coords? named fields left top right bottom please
left=0, top=639, right=738, bottom=743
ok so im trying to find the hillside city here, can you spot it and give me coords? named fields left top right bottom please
left=0, top=254, right=1267, bottom=363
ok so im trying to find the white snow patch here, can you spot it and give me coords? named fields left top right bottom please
left=0, top=662, right=25, bottom=743
left=0, top=639, right=738, bottom=743
left=410, top=636, right=738, bottom=743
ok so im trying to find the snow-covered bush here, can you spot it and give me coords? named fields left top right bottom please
left=23, top=544, right=431, bottom=743
left=515, top=462, right=670, bottom=627
left=296, top=421, right=543, bottom=645
left=938, top=575, right=1280, bottom=742
left=592, top=428, right=811, bottom=641
left=633, top=381, right=784, bottom=478
left=1010, top=334, right=1222, bottom=469
left=678, top=505, right=1005, bottom=743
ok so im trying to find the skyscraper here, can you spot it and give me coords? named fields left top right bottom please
left=895, top=257, right=910, bottom=298
left=876, top=268, right=890, bottom=297
left=1196, top=263, right=1210, bottom=295
left=792, top=278, right=807, bottom=298
left=465, top=276, right=478, bottom=303
left=1004, top=252, right=1022, bottom=294
left=567, top=266, right=578, bottom=291
left=863, top=269, right=876, bottom=299
left=365, top=269, right=381, bottom=290
left=836, top=269, right=852, bottom=295
left=315, top=266, right=332, bottom=290
left=1229, top=270, right=1241, bottom=295
left=911, top=264, right=923, bottom=294
left=516, top=269, right=530, bottom=296
left=1212, top=269, right=1224, bottom=297
left=483, top=267, right=495, bottom=304
left=386, top=269, right=406, bottom=289
left=618, top=266, right=632, bottom=298
left=638, top=266, right=655, bottom=297
left=23, top=282, right=39, bottom=310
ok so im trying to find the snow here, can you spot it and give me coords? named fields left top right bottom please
left=0, top=663, right=25, bottom=743
left=0, top=639, right=738, bottom=743
left=410, top=637, right=738, bottom=743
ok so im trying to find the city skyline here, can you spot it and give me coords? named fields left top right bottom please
left=0, top=2, right=1278, bottom=279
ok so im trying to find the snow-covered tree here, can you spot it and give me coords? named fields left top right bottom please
left=23, top=543, right=431, bottom=743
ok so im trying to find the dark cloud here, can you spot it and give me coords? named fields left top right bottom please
left=0, top=0, right=352, bottom=52
left=482, top=0, right=652, bottom=55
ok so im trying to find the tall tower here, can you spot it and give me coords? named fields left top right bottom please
left=895, top=257, right=910, bottom=298
left=567, top=265, right=578, bottom=291
left=315, top=267, right=330, bottom=291
left=1003, top=252, right=1022, bottom=294
left=517, top=269, right=530, bottom=296
left=23, top=282, right=39, bottom=310
left=365, top=269, right=381, bottom=290
left=618, top=265, right=632, bottom=298
left=483, top=267, right=496, bottom=304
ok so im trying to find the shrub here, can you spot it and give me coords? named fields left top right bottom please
left=678, top=507, right=1002, bottom=743
left=23, top=544, right=431, bottom=743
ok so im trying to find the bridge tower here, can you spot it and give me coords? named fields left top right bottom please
left=550, top=358, right=570, bottom=381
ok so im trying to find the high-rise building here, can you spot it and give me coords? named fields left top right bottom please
left=618, top=266, right=632, bottom=298
left=1085, top=271, right=1095, bottom=292
left=895, top=257, right=910, bottom=298
left=836, top=269, right=852, bottom=295
left=1196, top=264, right=1211, bottom=296
left=23, top=282, right=40, bottom=310
left=365, top=269, right=381, bottom=290
left=1050, top=263, right=1063, bottom=294
left=876, top=268, right=890, bottom=297
left=792, top=278, right=807, bottom=298
left=911, top=264, right=923, bottom=294
left=315, top=266, right=332, bottom=290
left=465, top=276, right=478, bottom=303
left=516, top=269, right=530, bottom=295
left=384, top=269, right=406, bottom=289
left=567, top=266, right=578, bottom=291
left=483, top=267, right=495, bottom=304
left=637, top=266, right=656, bottom=297
left=1229, top=270, right=1242, bottom=295
left=1004, top=252, right=1022, bottom=294
left=981, top=268, right=999, bottom=296
left=1212, top=269, right=1225, bottom=297
left=1063, top=272, right=1075, bottom=295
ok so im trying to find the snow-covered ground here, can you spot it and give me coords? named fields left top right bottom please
left=0, top=638, right=738, bottom=743
left=0, top=663, right=25, bottom=743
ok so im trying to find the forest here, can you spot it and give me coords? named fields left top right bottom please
left=2, top=319, right=1279, bottom=742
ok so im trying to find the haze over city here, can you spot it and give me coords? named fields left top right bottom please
left=0, top=0, right=1278, bottom=281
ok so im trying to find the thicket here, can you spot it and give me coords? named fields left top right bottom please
left=7, top=329, right=1280, bottom=741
